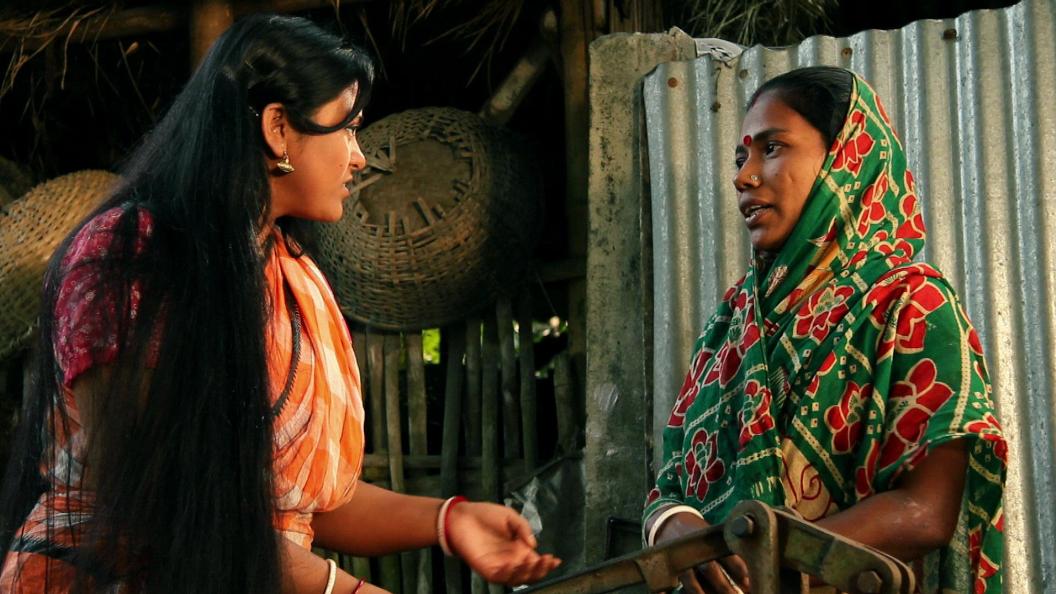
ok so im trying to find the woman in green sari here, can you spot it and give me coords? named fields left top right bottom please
left=643, top=67, right=1006, bottom=594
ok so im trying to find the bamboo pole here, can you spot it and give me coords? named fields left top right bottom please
left=189, top=0, right=233, bottom=68
left=517, top=292, right=538, bottom=471
left=405, top=332, right=428, bottom=457
left=480, top=315, right=502, bottom=594
left=480, top=316, right=500, bottom=502
left=558, top=0, right=595, bottom=432
left=350, top=329, right=372, bottom=579
left=464, top=317, right=482, bottom=457
left=366, top=332, right=387, bottom=453
left=440, top=325, right=466, bottom=594
left=404, top=332, right=431, bottom=594
left=384, top=333, right=412, bottom=593
left=367, top=332, right=400, bottom=592
left=496, top=297, right=522, bottom=460
left=553, top=350, right=576, bottom=453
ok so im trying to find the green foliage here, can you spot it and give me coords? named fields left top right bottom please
left=422, top=328, right=441, bottom=364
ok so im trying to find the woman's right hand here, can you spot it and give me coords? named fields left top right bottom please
left=653, top=512, right=751, bottom=594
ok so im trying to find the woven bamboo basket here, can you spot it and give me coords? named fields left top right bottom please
left=0, top=170, right=118, bottom=360
left=314, top=107, right=542, bottom=330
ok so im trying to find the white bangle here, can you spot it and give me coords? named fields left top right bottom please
left=646, top=505, right=704, bottom=547
left=323, top=558, right=337, bottom=594
left=436, top=495, right=466, bottom=556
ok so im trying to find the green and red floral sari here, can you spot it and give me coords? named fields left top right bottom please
left=644, top=73, right=1006, bottom=593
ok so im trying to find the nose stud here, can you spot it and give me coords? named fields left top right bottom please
left=749, top=175, right=760, bottom=183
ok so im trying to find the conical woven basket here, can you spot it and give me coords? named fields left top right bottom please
left=0, top=170, right=118, bottom=361
left=313, top=107, right=542, bottom=330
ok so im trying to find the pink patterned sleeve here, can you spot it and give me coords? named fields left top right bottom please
left=53, top=207, right=157, bottom=387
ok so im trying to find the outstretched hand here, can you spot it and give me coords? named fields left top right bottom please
left=445, top=501, right=562, bottom=586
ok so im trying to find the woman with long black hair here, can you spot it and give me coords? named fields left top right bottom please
left=0, top=14, right=559, bottom=593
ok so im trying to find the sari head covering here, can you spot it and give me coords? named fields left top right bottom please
left=645, top=71, right=1006, bottom=593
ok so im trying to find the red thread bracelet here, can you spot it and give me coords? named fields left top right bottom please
left=351, top=578, right=365, bottom=593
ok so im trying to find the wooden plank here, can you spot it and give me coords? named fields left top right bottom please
left=496, top=297, right=522, bottom=459
left=372, top=476, right=402, bottom=592
left=404, top=333, right=431, bottom=594
left=480, top=315, right=500, bottom=503
left=440, top=325, right=466, bottom=496
left=478, top=35, right=552, bottom=126
left=352, top=556, right=371, bottom=584
left=416, top=550, right=432, bottom=594
left=383, top=333, right=413, bottom=592
left=189, top=0, right=233, bottom=68
left=553, top=351, right=576, bottom=453
left=463, top=317, right=482, bottom=456
left=405, top=332, right=428, bottom=456
left=366, top=332, right=387, bottom=453
left=517, top=292, right=539, bottom=471
left=476, top=316, right=501, bottom=594
left=440, top=325, right=466, bottom=594
left=352, top=330, right=368, bottom=382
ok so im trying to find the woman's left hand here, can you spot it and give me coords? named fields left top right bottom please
left=446, top=501, right=562, bottom=586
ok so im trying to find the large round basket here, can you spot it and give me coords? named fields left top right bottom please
left=0, top=170, right=118, bottom=360
left=314, top=107, right=542, bottom=330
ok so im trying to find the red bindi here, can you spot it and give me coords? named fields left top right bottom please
left=742, top=135, right=752, bottom=147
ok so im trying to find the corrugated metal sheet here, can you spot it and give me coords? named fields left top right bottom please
left=643, top=0, right=1056, bottom=591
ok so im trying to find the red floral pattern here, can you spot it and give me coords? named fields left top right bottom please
left=825, top=381, right=872, bottom=453
left=793, top=285, right=855, bottom=342
left=668, top=347, right=714, bottom=427
left=704, top=291, right=760, bottom=387
left=738, top=380, right=775, bottom=447
left=878, top=359, right=954, bottom=467
left=857, top=173, right=890, bottom=234
left=831, top=111, right=874, bottom=176
left=684, top=429, right=725, bottom=500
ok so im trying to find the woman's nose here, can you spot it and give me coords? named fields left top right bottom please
left=349, top=140, right=367, bottom=173
left=733, top=163, right=761, bottom=191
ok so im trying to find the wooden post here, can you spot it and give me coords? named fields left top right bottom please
left=554, top=351, right=576, bottom=454
left=368, top=332, right=400, bottom=592
left=366, top=333, right=387, bottom=453
left=404, top=332, right=431, bottom=594
left=496, top=297, right=521, bottom=460
left=477, top=316, right=501, bottom=594
left=480, top=316, right=500, bottom=503
left=558, top=0, right=596, bottom=418
left=350, top=330, right=372, bottom=580
left=383, top=333, right=413, bottom=593
left=189, top=0, right=233, bottom=69
left=464, top=317, right=482, bottom=457
left=440, top=325, right=466, bottom=594
left=405, top=332, right=428, bottom=457
left=517, top=292, right=538, bottom=471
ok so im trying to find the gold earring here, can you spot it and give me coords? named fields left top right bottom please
left=277, top=150, right=295, bottom=174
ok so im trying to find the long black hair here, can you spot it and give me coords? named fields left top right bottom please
left=748, top=66, right=853, bottom=148
left=0, top=14, right=372, bottom=593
